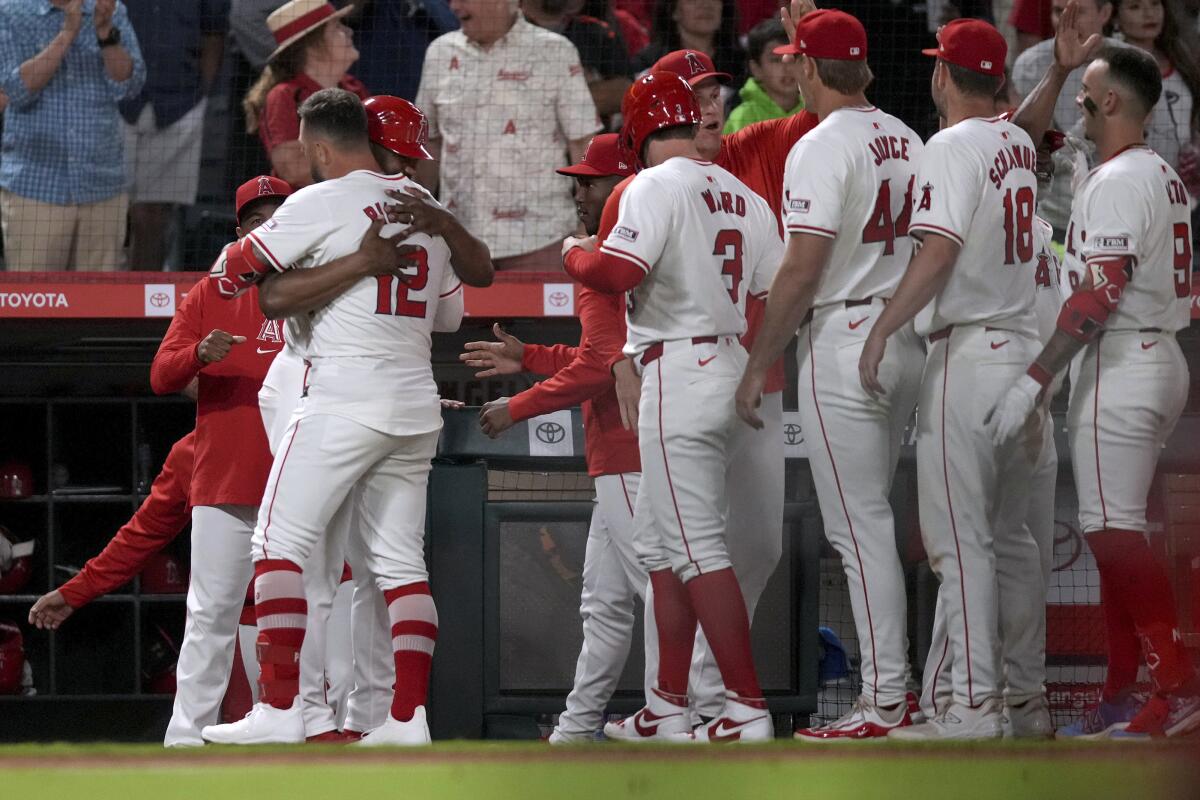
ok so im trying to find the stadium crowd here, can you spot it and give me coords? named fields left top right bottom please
left=1, top=0, right=1197, bottom=271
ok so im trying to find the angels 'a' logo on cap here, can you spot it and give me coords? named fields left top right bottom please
left=685, top=51, right=705, bottom=75
left=257, top=176, right=275, bottom=197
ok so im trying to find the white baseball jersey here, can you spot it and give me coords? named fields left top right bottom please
left=782, top=106, right=924, bottom=304
left=909, top=116, right=1039, bottom=338
left=1031, top=216, right=1063, bottom=345
left=243, top=169, right=462, bottom=436
left=599, top=157, right=784, bottom=358
left=1061, top=145, right=1193, bottom=332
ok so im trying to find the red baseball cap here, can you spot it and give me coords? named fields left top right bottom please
left=235, top=175, right=292, bottom=222
left=650, top=49, right=731, bottom=86
left=557, top=133, right=635, bottom=178
left=922, top=18, right=1006, bottom=77
left=773, top=9, right=867, bottom=61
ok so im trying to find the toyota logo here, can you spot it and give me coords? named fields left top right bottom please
left=149, top=292, right=171, bottom=308
left=548, top=291, right=570, bottom=308
left=783, top=423, right=803, bottom=446
left=536, top=421, right=566, bottom=444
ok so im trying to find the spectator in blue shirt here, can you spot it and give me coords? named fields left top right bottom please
left=349, top=0, right=459, bottom=103
left=0, top=0, right=145, bottom=271
left=121, top=0, right=229, bottom=270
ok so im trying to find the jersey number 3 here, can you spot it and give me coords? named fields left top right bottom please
left=374, top=247, right=429, bottom=317
left=714, top=229, right=743, bottom=303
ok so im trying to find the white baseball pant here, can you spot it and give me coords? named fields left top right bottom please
left=342, top=503, right=398, bottom=735
left=633, top=336, right=745, bottom=580
left=164, top=504, right=256, bottom=746
left=555, top=472, right=655, bottom=738
left=254, top=411, right=440, bottom=590
left=922, top=407, right=1056, bottom=716
left=686, top=391, right=785, bottom=719
left=916, top=325, right=1040, bottom=708
left=1067, top=330, right=1188, bottom=535
left=796, top=301, right=923, bottom=708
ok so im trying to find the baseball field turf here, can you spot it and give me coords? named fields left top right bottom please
left=1, top=741, right=1196, bottom=800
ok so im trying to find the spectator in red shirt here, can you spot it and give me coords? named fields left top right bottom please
left=1011, top=0, right=1056, bottom=56
left=243, top=0, right=368, bottom=189
left=584, top=0, right=650, bottom=56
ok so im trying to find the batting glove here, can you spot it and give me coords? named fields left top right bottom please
left=986, top=374, right=1042, bottom=446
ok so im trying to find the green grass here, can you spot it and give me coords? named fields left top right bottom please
left=1, top=741, right=1195, bottom=800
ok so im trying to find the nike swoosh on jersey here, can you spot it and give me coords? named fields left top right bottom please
left=848, top=317, right=870, bottom=330
left=708, top=715, right=769, bottom=742
left=989, top=340, right=1010, bottom=350
left=698, top=356, right=717, bottom=367
left=257, top=347, right=282, bottom=355
left=1142, top=341, right=1158, bottom=350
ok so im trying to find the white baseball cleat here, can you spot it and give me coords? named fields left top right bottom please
left=548, top=728, right=594, bottom=745
left=201, top=699, right=305, bottom=745
left=887, top=698, right=1003, bottom=741
left=354, top=706, right=432, bottom=747
left=693, top=693, right=772, bottom=743
left=794, top=695, right=911, bottom=742
left=1004, top=696, right=1054, bottom=739
left=603, top=688, right=693, bottom=742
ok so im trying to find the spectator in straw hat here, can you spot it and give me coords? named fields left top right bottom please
left=243, top=0, right=368, bottom=189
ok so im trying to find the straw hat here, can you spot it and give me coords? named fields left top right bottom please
left=267, top=0, right=354, bottom=63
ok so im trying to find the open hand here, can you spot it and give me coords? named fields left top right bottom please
left=460, top=323, right=525, bottom=377
left=780, top=0, right=817, bottom=59
left=858, top=334, right=887, bottom=398
left=385, top=188, right=455, bottom=241
left=29, top=590, right=74, bottom=631
left=1054, top=0, right=1103, bottom=72
left=612, top=357, right=641, bottom=431
left=735, top=368, right=767, bottom=430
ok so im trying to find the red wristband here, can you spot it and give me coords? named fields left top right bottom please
left=1027, top=362, right=1052, bottom=388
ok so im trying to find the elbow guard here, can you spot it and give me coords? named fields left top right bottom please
left=209, top=238, right=271, bottom=299
left=1055, top=256, right=1134, bottom=342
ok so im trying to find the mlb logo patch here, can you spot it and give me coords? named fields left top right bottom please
left=849, top=47, right=861, bottom=56
left=788, top=198, right=811, bottom=213
left=613, top=226, right=639, bottom=242
left=1096, top=236, right=1130, bottom=250
left=981, top=60, right=992, bottom=70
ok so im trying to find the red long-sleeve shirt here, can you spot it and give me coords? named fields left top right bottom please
left=510, top=178, right=641, bottom=478
left=150, top=278, right=278, bottom=507
left=718, top=111, right=820, bottom=394
left=58, top=432, right=195, bottom=608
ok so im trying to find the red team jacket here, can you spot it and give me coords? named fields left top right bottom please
left=509, top=178, right=641, bottom=478
left=150, top=278, right=279, bottom=507
left=718, top=111, right=820, bottom=394
left=58, top=432, right=195, bottom=608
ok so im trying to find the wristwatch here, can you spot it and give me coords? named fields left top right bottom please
left=97, top=28, right=121, bottom=48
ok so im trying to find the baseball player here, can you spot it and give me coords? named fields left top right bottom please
left=858, top=19, right=1042, bottom=740
left=461, top=134, right=644, bottom=744
left=252, top=94, right=487, bottom=739
left=594, top=42, right=820, bottom=737
left=919, top=124, right=1072, bottom=740
left=990, top=45, right=1200, bottom=739
left=563, top=72, right=784, bottom=742
left=200, top=88, right=465, bottom=746
left=733, top=9, right=925, bottom=741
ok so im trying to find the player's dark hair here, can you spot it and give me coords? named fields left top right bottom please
left=746, top=18, right=787, bottom=64
left=298, top=88, right=370, bottom=149
left=1097, top=45, right=1163, bottom=117
left=942, top=60, right=1004, bottom=99
left=641, top=123, right=699, bottom=160
left=813, top=57, right=873, bottom=95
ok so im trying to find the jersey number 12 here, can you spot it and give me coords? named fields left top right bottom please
left=374, top=247, right=429, bottom=317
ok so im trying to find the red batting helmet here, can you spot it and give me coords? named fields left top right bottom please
left=0, top=526, right=34, bottom=595
left=365, top=95, right=434, bottom=161
left=619, top=71, right=702, bottom=168
left=0, top=460, right=33, bottom=499
left=0, top=621, right=26, bottom=694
